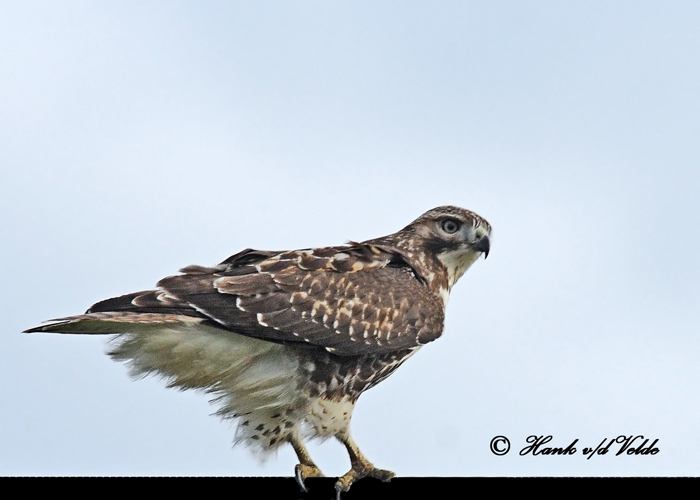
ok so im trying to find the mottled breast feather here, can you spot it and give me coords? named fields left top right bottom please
left=157, top=244, right=445, bottom=356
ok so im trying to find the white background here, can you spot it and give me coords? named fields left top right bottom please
left=2, top=1, right=698, bottom=476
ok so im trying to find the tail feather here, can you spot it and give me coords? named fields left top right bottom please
left=23, top=312, right=204, bottom=334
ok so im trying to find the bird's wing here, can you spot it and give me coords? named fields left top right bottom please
left=27, top=246, right=445, bottom=356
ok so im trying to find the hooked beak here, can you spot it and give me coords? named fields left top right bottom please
left=475, top=235, right=490, bottom=259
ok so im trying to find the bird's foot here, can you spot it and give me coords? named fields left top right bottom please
left=335, top=463, right=395, bottom=499
left=295, top=463, right=325, bottom=492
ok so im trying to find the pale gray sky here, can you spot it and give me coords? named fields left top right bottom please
left=2, top=1, right=698, bottom=476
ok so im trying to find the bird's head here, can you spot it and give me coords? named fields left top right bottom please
left=361, top=205, right=490, bottom=303
left=362, top=205, right=491, bottom=305
left=403, top=206, right=490, bottom=287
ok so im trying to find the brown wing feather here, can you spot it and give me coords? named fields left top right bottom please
left=86, top=290, right=204, bottom=318
left=156, top=245, right=445, bottom=356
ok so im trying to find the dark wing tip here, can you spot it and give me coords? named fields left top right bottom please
left=218, top=248, right=281, bottom=268
left=23, top=318, right=75, bottom=333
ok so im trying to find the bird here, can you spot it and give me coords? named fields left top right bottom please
left=25, top=205, right=491, bottom=496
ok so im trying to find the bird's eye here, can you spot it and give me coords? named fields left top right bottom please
left=440, top=219, right=461, bottom=234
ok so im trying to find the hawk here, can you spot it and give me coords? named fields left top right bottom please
left=26, top=205, right=491, bottom=496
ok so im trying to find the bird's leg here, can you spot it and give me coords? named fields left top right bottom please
left=290, top=433, right=324, bottom=492
left=335, top=430, right=395, bottom=499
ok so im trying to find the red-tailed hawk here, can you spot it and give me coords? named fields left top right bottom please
left=26, top=205, right=491, bottom=496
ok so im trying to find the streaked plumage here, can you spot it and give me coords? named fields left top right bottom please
left=26, top=205, right=491, bottom=496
